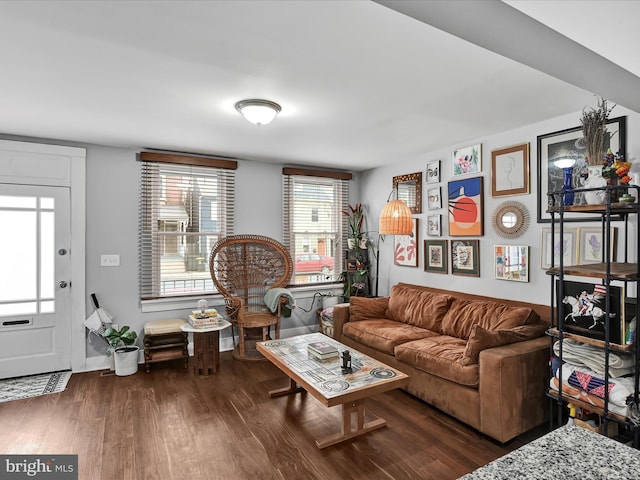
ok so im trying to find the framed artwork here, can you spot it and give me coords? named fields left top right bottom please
left=579, top=227, right=617, bottom=264
left=494, top=245, right=529, bottom=282
left=540, top=227, right=578, bottom=269
left=426, top=160, right=440, bottom=184
left=427, top=186, right=441, bottom=210
left=424, top=240, right=448, bottom=274
left=536, top=116, right=626, bottom=223
left=451, top=239, right=480, bottom=277
left=393, top=172, right=422, bottom=214
left=427, top=214, right=441, bottom=237
left=557, top=280, right=624, bottom=344
left=448, top=176, right=483, bottom=236
left=394, top=218, right=418, bottom=267
left=491, top=143, right=530, bottom=197
left=452, top=144, right=482, bottom=177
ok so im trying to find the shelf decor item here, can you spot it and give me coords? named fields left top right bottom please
left=580, top=97, right=615, bottom=167
left=536, top=116, right=626, bottom=222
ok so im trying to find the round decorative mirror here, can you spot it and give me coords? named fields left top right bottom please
left=492, top=201, right=530, bottom=239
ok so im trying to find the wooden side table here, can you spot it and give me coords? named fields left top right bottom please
left=181, top=319, right=232, bottom=375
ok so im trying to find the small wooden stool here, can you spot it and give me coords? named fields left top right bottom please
left=143, top=319, right=189, bottom=373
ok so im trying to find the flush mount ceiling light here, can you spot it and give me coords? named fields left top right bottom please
left=235, top=99, right=281, bottom=126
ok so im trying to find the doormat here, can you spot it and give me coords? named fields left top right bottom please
left=0, top=370, right=72, bottom=403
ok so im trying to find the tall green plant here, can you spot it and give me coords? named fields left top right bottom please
left=342, top=203, right=364, bottom=241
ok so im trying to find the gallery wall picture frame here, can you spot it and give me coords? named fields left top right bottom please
left=394, top=218, right=419, bottom=267
left=426, top=160, right=441, bottom=184
left=578, top=226, right=617, bottom=264
left=451, top=239, right=480, bottom=277
left=427, top=214, right=441, bottom=237
left=424, top=239, right=448, bottom=274
left=540, top=227, right=578, bottom=269
left=448, top=176, right=483, bottom=236
left=491, top=143, right=530, bottom=197
left=494, top=245, right=529, bottom=282
left=536, top=116, right=626, bottom=223
left=452, top=144, right=482, bottom=177
left=427, top=186, right=442, bottom=210
left=557, top=279, right=624, bottom=344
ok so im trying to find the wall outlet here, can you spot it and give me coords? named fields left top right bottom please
left=100, top=254, right=120, bottom=267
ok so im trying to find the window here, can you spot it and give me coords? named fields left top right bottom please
left=283, top=168, right=351, bottom=286
left=139, top=152, right=236, bottom=300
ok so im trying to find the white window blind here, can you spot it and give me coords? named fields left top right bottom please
left=283, top=168, right=351, bottom=286
left=139, top=152, right=236, bottom=300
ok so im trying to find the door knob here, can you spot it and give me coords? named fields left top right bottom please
left=58, top=281, right=68, bottom=288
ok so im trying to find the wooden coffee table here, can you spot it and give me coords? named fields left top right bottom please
left=257, top=332, right=409, bottom=448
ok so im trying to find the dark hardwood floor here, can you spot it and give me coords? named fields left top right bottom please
left=0, top=353, right=547, bottom=479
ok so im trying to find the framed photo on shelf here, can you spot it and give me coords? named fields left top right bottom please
left=451, top=239, right=480, bottom=277
left=494, top=245, right=529, bottom=282
left=541, top=227, right=578, bottom=269
left=448, top=176, right=483, bottom=236
left=452, top=144, right=481, bottom=177
left=557, top=280, right=624, bottom=344
left=427, top=186, right=441, bottom=210
left=536, top=116, right=626, bottom=223
left=426, top=160, right=440, bottom=184
left=394, top=218, right=419, bottom=267
left=491, top=143, right=529, bottom=197
left=427, top=214, right=441, bottom=237
left=424, top=240, right=448, bottom=274
left=578, top=227, right=617, bottom=264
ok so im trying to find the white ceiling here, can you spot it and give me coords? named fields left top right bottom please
left=0, top=0, right=638, bottom=172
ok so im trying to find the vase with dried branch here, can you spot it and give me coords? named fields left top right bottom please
left=580, top=97, right=615, bottom=166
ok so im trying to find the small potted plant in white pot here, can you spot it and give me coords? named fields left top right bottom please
left=102, top=325, right=139, bottom=376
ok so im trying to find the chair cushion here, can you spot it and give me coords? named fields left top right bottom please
left=144, top=319, right=186, bottom=335
left=440, top=298, right=540, bottom=340
left=395, top=335, right=479, bottom=387
left=342, top=319, right=437, bottom=355
left=385, top=283, right=454, bottom=332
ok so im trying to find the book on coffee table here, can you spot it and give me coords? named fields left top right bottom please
left=307, top=341, right=339, bottom=360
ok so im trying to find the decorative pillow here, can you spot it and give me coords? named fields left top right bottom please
left=441, top=298, right=540, bottom=339
left=349, top=296, right=389, bottom=322
left=386, top=284, right=453, bottom=332
left=460, top=323, right=548, bottom=365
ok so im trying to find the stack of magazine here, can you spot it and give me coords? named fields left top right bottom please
left=307, top=341, right=339, bottom=360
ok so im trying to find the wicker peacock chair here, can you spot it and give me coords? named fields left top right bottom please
left=209, top=234, right=293, bottom=360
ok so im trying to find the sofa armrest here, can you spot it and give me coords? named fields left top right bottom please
left=479, top=335, right=549, bottom=443
left=332, top=304, right=350, bottom=341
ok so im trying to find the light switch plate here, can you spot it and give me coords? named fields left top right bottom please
left=100, top=254, right=120, bottom=267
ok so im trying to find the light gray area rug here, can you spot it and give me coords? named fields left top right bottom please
left=0, top=371, right=72, bottom=403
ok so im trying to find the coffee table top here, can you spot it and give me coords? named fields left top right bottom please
left=257, top=332, right=409, bottom=407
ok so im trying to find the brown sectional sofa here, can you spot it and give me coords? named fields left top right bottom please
left=333, top=282, right=550, bottom=443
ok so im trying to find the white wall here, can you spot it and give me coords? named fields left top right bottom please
left=361, top=106, right=640, bottom=306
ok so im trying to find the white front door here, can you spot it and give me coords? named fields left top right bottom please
left=0, top=184, right=71, bottom=378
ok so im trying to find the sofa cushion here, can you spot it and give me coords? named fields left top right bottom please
left=342, top=319, right=438, bottom=355
left=385, top=283, right=454, bottom=332
left=460, top=323, right=549, bottom=366
left=394, top=336, right=479, bottom=387
left=441, top=298, right=540, bottom=340
left=349, top=296, right=389, bottom=322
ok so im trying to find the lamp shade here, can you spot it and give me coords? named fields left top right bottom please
left=235, top=99, right=281, bottom=126
left=379, top=199, right=413, bottom=235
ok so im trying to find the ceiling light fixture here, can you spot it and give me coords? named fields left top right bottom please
left=235, top=99, right=281, bottom=126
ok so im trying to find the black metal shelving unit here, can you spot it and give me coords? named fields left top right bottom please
left=546, top=183, right=640, bottom=447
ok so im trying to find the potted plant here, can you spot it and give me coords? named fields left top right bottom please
left=102, top=325, right=139, bottom=376
left=580, top=97, right=616, bottom=204
left=342, top=203, right=365, bottom=249
left=580, top=97, right=615, bottom=167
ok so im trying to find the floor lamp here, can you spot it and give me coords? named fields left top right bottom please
left=375, top=197, right=413, bottom=297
